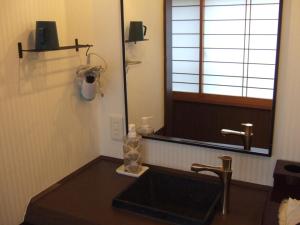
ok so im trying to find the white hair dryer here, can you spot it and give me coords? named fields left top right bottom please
left=81, top=75, right=97, bottom=101
left=76, top=65, right=103, bottom=101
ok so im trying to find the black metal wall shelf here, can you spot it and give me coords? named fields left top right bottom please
left=125, top=39, right=149, bottom=43
left=18, top=39, right=93, bottom=59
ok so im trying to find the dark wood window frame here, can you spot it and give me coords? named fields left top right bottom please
left=166, top=0, right=282, bottom=111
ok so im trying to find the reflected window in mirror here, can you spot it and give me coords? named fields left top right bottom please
left=121, top=0, right=283, bottom=156
left=169, top=0, right=281, bottom=107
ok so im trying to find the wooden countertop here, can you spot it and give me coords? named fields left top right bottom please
left=23, top=157, right=270, bottom=225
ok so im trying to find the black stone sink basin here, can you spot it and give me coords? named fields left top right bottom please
left=113, top=169, right=222, bottom=225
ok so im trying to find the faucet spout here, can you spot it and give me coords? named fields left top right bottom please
left=191, top=164, right=223, bottom=177
left=191, top=156, right=232, bottom=216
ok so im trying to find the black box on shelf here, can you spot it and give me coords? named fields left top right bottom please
left=272, top=160, right=300, bottom=202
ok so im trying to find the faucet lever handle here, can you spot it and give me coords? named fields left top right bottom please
left=241, top=123, right=253, bottom=127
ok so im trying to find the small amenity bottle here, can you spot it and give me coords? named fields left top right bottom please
left=123, top=124, right=142, bottom=173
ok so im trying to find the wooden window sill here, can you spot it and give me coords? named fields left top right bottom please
left=172, top=92, right=273, bottom=110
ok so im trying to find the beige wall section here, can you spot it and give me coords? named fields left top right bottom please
left=124, top=0, right=165, bottom=131
left=1, top=0, right=300, bottom=225
left=0, top=0, right=108, bottom=224
left=102, top=0, right=300, bottom=186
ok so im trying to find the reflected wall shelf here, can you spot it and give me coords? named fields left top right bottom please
left=18, top=39, right=93, bottom=59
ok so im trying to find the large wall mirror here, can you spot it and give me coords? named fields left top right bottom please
left=120, top=0, right=283, bottom=156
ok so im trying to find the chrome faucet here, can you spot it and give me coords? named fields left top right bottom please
left=221, top=123, right=253, bottom=150
left=191, top=156, right=232, bottom=215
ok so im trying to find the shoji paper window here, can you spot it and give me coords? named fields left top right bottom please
left=171, top=0, right=281, bottom=100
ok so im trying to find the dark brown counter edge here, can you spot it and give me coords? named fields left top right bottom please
left=28, top=156, right=104, bottom=205
left=21, top=155, right=272, bottom=225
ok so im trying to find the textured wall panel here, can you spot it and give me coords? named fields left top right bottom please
left=0, top=1, right=102, bottom=225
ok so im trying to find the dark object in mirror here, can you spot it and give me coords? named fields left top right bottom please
left=127, top=21, right=148, bottom=43
left=35, top=21, right=59, bottom=50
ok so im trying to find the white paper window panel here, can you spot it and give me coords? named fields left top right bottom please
left=205, top=5, right=246, bottom=20
left=248, top=64, right=276, bottom=79
left=247, top=78, right=274, bottom=89
left=205, top=0, right=246, bottom=5
left=173, top=74, right=199, bottom=83
left=173, top=83, right=199, bottom=93
left=204, top=21, right=245, bottom=34
left=246, top=88, right=273, bottom=99
left=251, top=4, right=280, bottom=20
left=204, top=49, right=244, bottom=63
left=249, top=50, right=277, bottom=64
left=250, top=20, right=279, bottom=34
left=173, top=48, right=200, bottom=61
left=203, top=62, right=243, bottom=76
left=250, top=35, right=278, bottom=49
left=251, top=0, right=280, bottom=4
left=204, top=35, right=245, bottom=49
left=172, top=0, right=200, bottom=6
left=203, top=75, right=243, bottom=86
left=243, top=78, right=247, bottom=87
left=173, top=21, right=200, bottom=34
left=173, top=35, right=200, bottom=47
left=203, top=85, right=242, bottom=96
left=173, top=61, right=200, bottom=74
left=205, top=0, right=279, bottom=6
left=172, top=6, right=200, bottom=20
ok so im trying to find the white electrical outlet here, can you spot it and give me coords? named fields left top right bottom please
left=110, top=115, right=124, bottom=141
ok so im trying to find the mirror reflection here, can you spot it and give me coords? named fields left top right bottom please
left=122, top=0, right=282, bottom=156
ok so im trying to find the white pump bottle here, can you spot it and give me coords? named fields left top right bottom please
left=123, top=124, right=142, bottom=173
left=137, top=116, right=154, bottom=135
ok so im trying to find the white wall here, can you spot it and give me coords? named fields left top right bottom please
left=0, top=1, right=108, bottom=224
left=101, top=0, right=300, bottom=186
left=124, top=0, right=165, bottom=131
